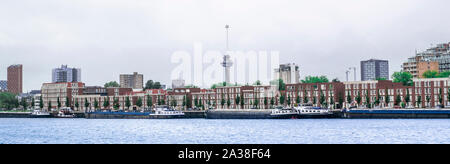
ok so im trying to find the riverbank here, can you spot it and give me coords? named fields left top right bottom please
left=2, top=109, right=450, bottom=119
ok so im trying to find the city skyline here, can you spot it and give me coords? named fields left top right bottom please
left=1, top=0, right=450, bottom=91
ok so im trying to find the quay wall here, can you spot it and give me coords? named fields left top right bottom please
left=206, top=110, right=272, bottom=119
left=0, top=112, right=31, bottom=118
left=345, top=110, right=450, bottom=119
left=184, top=111, right=206, bottom=118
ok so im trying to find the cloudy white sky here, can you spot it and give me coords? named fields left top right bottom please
left=1, top=0, right=450, bottom=91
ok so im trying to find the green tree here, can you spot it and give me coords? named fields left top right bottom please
left=48, top=101, right=52, bottom=111
left=227, top=95, right=231, bottom=108
left=103, top=97, right=110, bottom=109
left=347, top=91, right=352, bottom=107
left=438, top=88, right=443, bottom=107
left=21, top=98, right=28, bottom=110
left=74, top=99, right=79, bottom=110
left=422, top=70, right=440, bottom=78
left=84, top=98, right=90, bottom=111
left=356, top=91, right=362, bottom=106
left=365, top=90, right=371, bottom=108
left=376, top=77, right=387, bottom=81
left=136, top=97, right=143, bottom=109
left=395, top=94, right=401, bottom=106
left=374, top=90, right=380, bottom=106
left=416, top=95, right=422, bottom=108
left=145, top=80, right=154, bottom=89
left=385, top=89, right=390, bottom=107
left=253, top=80, right=262, bottom=86
left=264, top=97, right=268, bottom=109
left=94, top=98, right=99, bottom=109
left=221, top=94, right=225, bottom=108
left=303, top=90, right=308, bottom=104
left=426, top=95, right=431, bottom=107
left=113, top=97, right=120, bottom=110
left=392, top=72, right=413, bottom=86
left=31, top=97, right=35, bottom=109
left=254, top=98, right=259, bottom=108
left=319, top=91, right=325, bottom=107
left=279, top=94, right=286, bottom=105
left=182, top=95, right=186, bottom=109
left=194, top=97, right=199, bottom=107
left=104, top=81, right=119, bottom=88
left=301, top=76, right=329, bottom=83
left=337, top=93, right=344, bottom=109
left=270, top=79, right=286, bottom=91
left=405, top=89, right=411, bottom=107
left=235, top=95, right=240, bottom=108
left=270, top=97, right=275, bottom=107
left=125, top=97, right=131, bottom=110
left=65, top=97, right=70, bottom=107
left=438, top=71, right=450, bottom=78
left=57, top=97, right=61, bottom=109
left=287, top=95, right=291, bottom=107
left=39, top=96, right=44, bottom=109
left=329, top=92, right=334, bottom=109
left=240, top=95, right=245, bottom=108
left=147, top=95, right=153, bottom=109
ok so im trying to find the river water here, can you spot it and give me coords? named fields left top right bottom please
left=0, top=118, right=449, bottom=144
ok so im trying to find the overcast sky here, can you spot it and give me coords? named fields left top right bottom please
left=1, top=0, right=450, bottom=91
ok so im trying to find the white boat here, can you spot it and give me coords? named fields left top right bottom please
left=294, top=104, right=330, bottom=118
left=270, top=108, right=298, bottom=119
left=56, top=111, right=76, bottom=118
left=31, top=109, right=51, bottom=118
left=149, top=106, right=185, bottom=119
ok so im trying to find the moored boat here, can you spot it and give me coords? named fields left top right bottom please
left=294, top=104, right=331, bottom=118
left=30, top=109, right=52, bottom=118
left=149, top=106, right=185, bottom=119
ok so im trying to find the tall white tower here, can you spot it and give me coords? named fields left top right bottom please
left=222, top=25, right=233, bottom=83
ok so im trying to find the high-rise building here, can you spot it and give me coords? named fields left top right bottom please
left=0, top=80, right=7, bottom=92
left=120, top=72, right=144, bottom=89
left=402, top=42, right=450, bottom=78
left=7, top=64, right=23, bottom=94
left=274, top=63, right=300, bottom=84
left=52, top=65, right=81, bottom=83
left=360, top=59, right=389, bottom=81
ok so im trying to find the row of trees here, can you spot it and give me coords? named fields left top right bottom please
left=0, top=92, right=34, bottom=110
left=104, top=80, right=164, bottom=89
left=422, top=70, right=450, bottom=79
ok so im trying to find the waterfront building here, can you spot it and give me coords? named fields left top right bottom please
left=360, top=59, right=389, bottom=81
left=52, top=65, right=81, bottom=83
left=0, top=80, right=7, bottom=92
left=402, top=42, right=450, bottom=78
left=7, top=64, right=23, bottom=94
left=120, top=72, right=144, bottom=89
left=168, top=88, right=201, bottom=110
left=191, top=89, right=216, bottom=110
left=41, top=82, right=85, bottom=110
left=274, top=63, right=300, bottom=84
left=343, top=78, right=450, bottom=108
left=286, top=82, right=345, bottom=109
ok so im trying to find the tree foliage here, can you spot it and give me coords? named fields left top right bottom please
left=104, top=81, right=119, bottom=88
left=301, top=76, right=329, bottom=84
left=392, top=72, right=413, bottom=86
